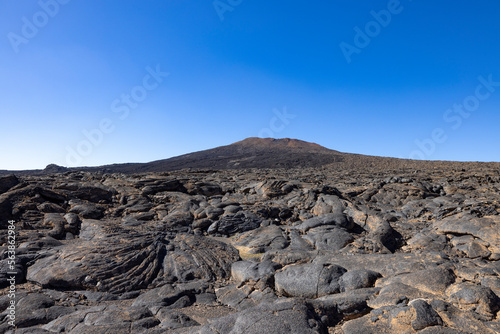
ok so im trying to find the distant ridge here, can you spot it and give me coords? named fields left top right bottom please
left=2, top=137, right=499, bottom=175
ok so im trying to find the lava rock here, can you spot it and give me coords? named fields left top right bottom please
left=196, top=299, right=325, bottom=334
left=210, top=211, right=262, bottom=235
left=0, top=174, right=19, bottom=194
left=231, top=260, right=281, bottom=283
left=339, top=269, right=381, bottom=292
left=275, top=261, right=347, bottom=298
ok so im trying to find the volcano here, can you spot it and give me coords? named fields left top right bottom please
left=2, top=137, right=496, bottom=176
left=96, top=137, right=346, bottom=173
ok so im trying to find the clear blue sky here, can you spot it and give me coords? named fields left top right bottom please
left=1, top=0, right=500, bottom=169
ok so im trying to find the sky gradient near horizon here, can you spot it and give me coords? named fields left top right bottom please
left=1, top=0, right=500, bottom=170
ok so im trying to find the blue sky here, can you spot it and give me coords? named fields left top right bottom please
left=1, top=0, right=500, bottom=169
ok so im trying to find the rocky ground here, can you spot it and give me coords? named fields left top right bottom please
left=0, top=166, right=499, bottom=333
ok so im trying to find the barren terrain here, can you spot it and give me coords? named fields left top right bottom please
left=0, top=139, right=499, bottom=333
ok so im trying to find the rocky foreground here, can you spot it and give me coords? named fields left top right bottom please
left=0, top=166, right=499, bottom=333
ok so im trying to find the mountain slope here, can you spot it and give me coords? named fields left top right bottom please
left=2, top=137, right=498, bottom=175
left=98, top=137, right=346, bottom=173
